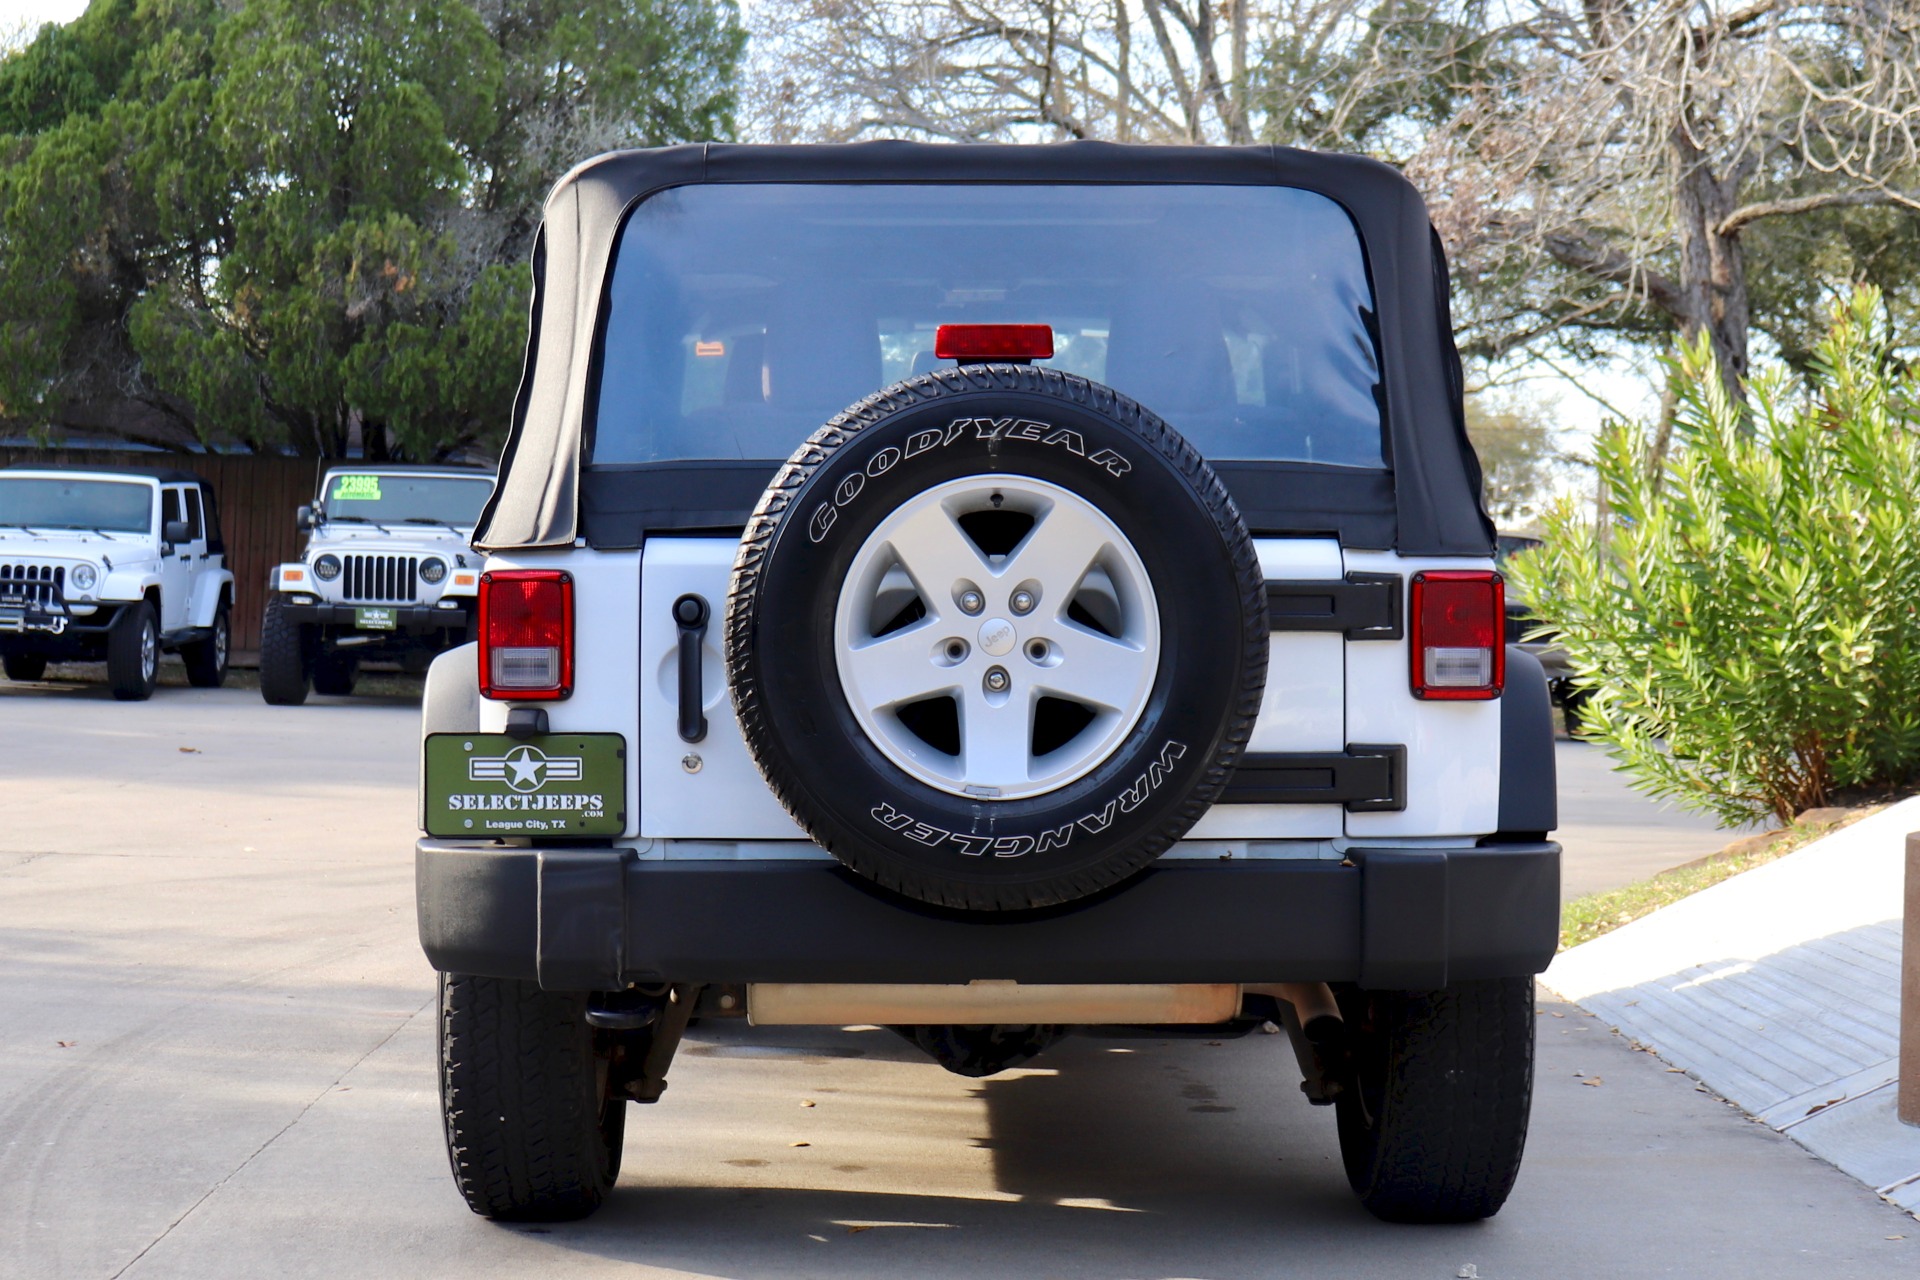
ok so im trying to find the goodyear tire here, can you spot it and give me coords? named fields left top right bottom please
left=727, top=365, right=1267, bottom=911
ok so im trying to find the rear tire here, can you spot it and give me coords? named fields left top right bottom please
left=439, top=973, right=625, bottom=1221
left=312, top=651, right=358, bottom=697
left=259, top=596, right=310, bottom=705
left=1334, top=978, right=1535, bottom=1223
left=107, top=601, right=159, bottom=702
left=183, top=601, right=231, bottom=688
left=3, top=653, right=47, bottom=681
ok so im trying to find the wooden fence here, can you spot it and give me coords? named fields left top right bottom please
left=0, top=449, right=323, bottom=658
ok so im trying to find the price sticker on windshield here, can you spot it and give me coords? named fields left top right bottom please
left=331, top=475, right=383, bottom=501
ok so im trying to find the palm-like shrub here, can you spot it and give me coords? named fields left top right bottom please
left=1507, top=290, right=1920, bottom=825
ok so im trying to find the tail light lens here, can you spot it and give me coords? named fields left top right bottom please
left=934, top=323, right=1054, bottom=361
left=479, top=569, right=573, bottom=700
left=1410, top=571, right=1504, bottom=700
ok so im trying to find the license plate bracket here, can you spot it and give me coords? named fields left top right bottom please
left=355, top=606, right=397, bottom=630
left=422, top=732, right=626, bottom=837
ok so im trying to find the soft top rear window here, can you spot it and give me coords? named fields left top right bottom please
left=589, top=183, right=1385, bottom=470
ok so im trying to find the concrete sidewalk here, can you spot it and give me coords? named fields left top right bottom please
left=1545, top=797, right=1920, bottom=1216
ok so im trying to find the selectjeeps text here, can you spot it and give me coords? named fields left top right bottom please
left=415, top=142, right=1561, bottom=1225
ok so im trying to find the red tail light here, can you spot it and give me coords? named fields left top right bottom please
left=1410, top=571, right=1504, bottom=700
left=934, top=323, right=1054, bottom=362
left=478, top=570, right=573, bottom=700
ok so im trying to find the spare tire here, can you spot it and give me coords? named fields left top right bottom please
left=726, top=365, right=1267, bottom=911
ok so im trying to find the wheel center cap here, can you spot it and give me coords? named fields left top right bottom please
left=978, top=617, right=1017, bottom=657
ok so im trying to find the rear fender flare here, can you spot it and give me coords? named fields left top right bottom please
left=1495, top=646, right=1557, bottom=837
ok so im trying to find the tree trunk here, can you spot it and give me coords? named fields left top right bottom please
left=1647, top=339, right=1680, bottom=485
left=1670, top=128, right=1750, bottom=409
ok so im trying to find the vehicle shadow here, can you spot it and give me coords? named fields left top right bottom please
left=532, top=1026, right=1388, bottom=1279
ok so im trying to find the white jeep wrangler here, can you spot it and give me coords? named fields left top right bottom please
left=0, top=465, right=233, bottom=700
left=260, top=464, right=493, bottom=704
left=416, top=143, right=1562, bottom=1226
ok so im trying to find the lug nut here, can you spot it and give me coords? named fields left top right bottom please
left=985, top=667, right=1009, bottom=693
left=959, top=589, right=984, bottom=615
left=1010, top=590, right=1036, bottom=615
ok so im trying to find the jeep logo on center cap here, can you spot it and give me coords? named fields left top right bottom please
left=978, top=617, right=1016, bottom=656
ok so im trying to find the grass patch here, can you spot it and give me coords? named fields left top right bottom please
left=1559, top=804, right=1883, bottom=951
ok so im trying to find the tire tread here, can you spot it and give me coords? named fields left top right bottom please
left=258, top=595, right=310, bottom=705
left=438, top=972, right=622, bottom=1221
left=1337, top=977, right=1536, bottom=1223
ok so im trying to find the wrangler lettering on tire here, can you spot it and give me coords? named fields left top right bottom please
left=727, top=365, right=1268, bottom=911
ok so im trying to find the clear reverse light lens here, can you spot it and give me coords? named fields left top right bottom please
left=313, top=554, right=341, bottom=581
left=490, top=647, right=560, bottom=689
left=1424, top=647, right=1493, bottom=687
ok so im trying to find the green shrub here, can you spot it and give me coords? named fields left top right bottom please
left=1507, top=290, right=1920, bottom=825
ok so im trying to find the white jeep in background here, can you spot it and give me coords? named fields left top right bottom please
left=260, top=464, right=493, bottom=704
left=0, top=465, right=233, bottom=700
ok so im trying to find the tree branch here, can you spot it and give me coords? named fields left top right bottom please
left=1718, top=186, right=1920, bottom=236
left=1533, top=227, right=1688, bottom=320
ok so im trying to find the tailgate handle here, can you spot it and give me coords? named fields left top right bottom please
left=672, top=593, right=709, bottom=743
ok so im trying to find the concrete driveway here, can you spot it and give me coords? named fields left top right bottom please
left=1554, top=739, right=1751, bottom=899
left=1, top=682, right=1910, bottom=1278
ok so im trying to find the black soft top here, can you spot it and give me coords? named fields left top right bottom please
left=476, top=141, right=1492, bottom=556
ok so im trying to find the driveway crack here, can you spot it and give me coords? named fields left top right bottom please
left=107, top=994, right=434, bottom=1279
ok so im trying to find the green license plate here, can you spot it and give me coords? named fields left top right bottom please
left=356, top=606, right=397, bottom=630
left=423, top=733, right=626, bottom=837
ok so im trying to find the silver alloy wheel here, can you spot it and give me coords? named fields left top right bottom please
left=140, top=618, right=157, bottom=681
left=214, top=613, right=229, bottom=668
left=833, top=475, right=1160, bottom=800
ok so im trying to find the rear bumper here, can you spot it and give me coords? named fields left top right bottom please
left=416, top=839, right=1561, bottom=992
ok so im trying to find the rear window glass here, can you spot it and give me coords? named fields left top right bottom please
left=590, top=184, right=1385, bottom=469
left=0, top=477, right=154, bottom=533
